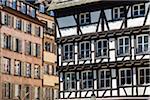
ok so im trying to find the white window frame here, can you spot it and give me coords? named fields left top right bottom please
left=133, top=3, right=145, bottom=17
left=26, top=63, right=31, bottom=77
left=63, top=43, right=74, bottom=60
left=113, top=6, right=124, bottom=20
left=119, top=68, right=132, bottom=86
left=82, top=71, right=93, bottom=89
left=80, top=41, right=90, bottom=59
left=96, top=39, right=108, bottom=57
left=99, top=69, right=111, bottom=89
left=138, top=67, right=150, bottom=85
left=117, top=36, right=130, bottom=55
left=3, top=57, right=11, bottom=74
left=14, top=84, right=21, bottom=98
left=34, top=65, right=40, bottom=79
left=136, top=34, right=149, bottom=54
left=79, top=12, right=90, bottom=25
left=14, top=60, right=21, bottom=76
left=65, top=72, right=76, bottom=91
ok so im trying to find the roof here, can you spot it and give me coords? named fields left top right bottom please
left=47, top=0, right=101, bottom=10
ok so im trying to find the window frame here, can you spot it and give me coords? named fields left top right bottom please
left=99, top=69, right=111, bottom=89
left=119, top=68, right=132, bottom=86
left=113, top=6, right=124, bottom=20
left=79, top=41, right=91, bottom=59
left=132, top=3, right=145, bottom=17
left=138, top=67, right=150, bottom=85
left=81, top=71, right=93, bottom=90
left=96, top=39, right=108, bottom=58
left=117, top=36, right=130, bottom=56
left=79, top=12, right=90, bottom=25
left=14, top=60, right=21, bottom=76
left=65, top=72, right=76, bottom=91
left=63, top=43, right=74, bottom=61
left=136, top=34, right=149, bottom=54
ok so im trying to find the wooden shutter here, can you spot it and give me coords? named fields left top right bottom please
left=1, top=33, right=4, bottom=48
left=18, top=40, right=22, bottom=53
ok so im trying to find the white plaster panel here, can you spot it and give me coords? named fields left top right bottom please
left=104, top=90, right=110, bottom=96
left=145, top=11, right=150, bottom=25
left=128, top=17, right=144, bottom=28
left=58, top=45, right=62, bottom=55
left=98, top=22, right=102, bottom=32
left=56, top=27, right=60, bottom=38
left=81, top=91, right=86, bottom=97
left=59, top=56, right=62, bottom=66
left=87, top=91, right=93, bottom=97
left=85, top=60, right=91, bottom=64
left=119, top=88, right=126, bottom=96
left=127, top=6, right=131, bottom=18
left=60, top=72, right=63, bottom=81
left=60, top=82, right=64, bottom=91
left=136, top=55, right=143, bottom=60
left=79, top=60, right=84, bottom=64
left=124, top=56, right=130, bottom=61
left=108, top=20, right=123, bottom=30
left=102, top=59, right=108, bottom=62
left=64, top=92, right=70, bottom=98
left=111, top=69, right=116, bottom=78
left=109, top=50, right=115, bottom=62
left=133, top=87, right=137, bottom=95
left=105, top=9, right=112, bottom=21
left=91, top=11, right=100, bottom=23
left=112, top=79, right=117, bottom=89
left=133, top=68, right=136, bottom=85
left=125, top=88, right=132, bottom=95
left=77, top=81, right=80, bottom=90
left=60, top=93, right=63, bottom=98
left=77, top=92, right=80, bottom=97
left=138, top=87, right=145, bottom=95
left=112, top=90, right=118, bottom=96
left=63, top=62, right=67, bottom=66
left=98, top=91, right=105, bottom=97
left=109, top=38, right=115, bottom=49
left=91, top=40, right=95, bottom=63
left=57, top=16, right=76, bottom=28
left=70, top=92, right=75, bottom=98
left=60, top=27, right=77, bottom=37
left=80, top=24, right=97, bottom=34
left=143, top=55, right=150, bottom=59
left=145, top=87, right=150, bottom=95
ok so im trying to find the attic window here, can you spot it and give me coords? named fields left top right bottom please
left=79, top=12, right=90, bottom=25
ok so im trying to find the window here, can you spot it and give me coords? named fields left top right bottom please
left=3, top=34, right=11, bottom=50
left=31, top=8, right=35, bottom=17
left=2, top=57, right=11, bottom=74
left=44, top=64, right=49, bottom=74
left=80, top=42, right=90, bottom=59
left=21, top=3, right=26, bottom=14
left=35, top=26, right=40, bottom=37
left=3, top=83, right=11, bottom=98
left=65, top=72, right=76, bottom=90
left=45, top=88, right=52, bottom=100
left=39, top=4, right=45, bottom=13
left=3, top=14, right=13, bottom=27
left=137, top=35, right=149, bottom=53
left=99, top=70, right=111, bottom=88
left=25, top=86, right=30, bottom=100
left=138, top=68, right=150, bottom=84
left=16, top=19, right=21, bottom=30
left=36, top=44, right=41, bottom=57
left=34, top=87, right=40, bottom=100
left=14, top=60, right=21, bottom=76
left=25, top=41, right=32, bottom=55
left=118, top=37, right=130, bottom=55
left=12, top=0, right=16, bottom=9
left=13, top=38, right=22, bottom=53
left=14, top=84, right=21, bottom=99
left=119, top=69, right=132, bottom=86
left=79, top=12, right=90, bottom=25
left=45, top=42, right=51, bottom=52
left=26, top=23, right=32, bottom=33
left=113, top=6, right=124, bottom=20
left=133, top=4, right=145, bottom=16
left=64, top=44, right=73, bottom=60
left=34, top=65, right=40, bottom=79
left=96, top=40, right=108, bottom=57
left=26, top=63, right=31, bottom=78
left=82, top=71, right=93, bottom=89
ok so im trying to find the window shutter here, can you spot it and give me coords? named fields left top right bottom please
left=1, top=12, right=5, bottom=24
left=1, top=33, right=4, bottom=48
left=11, top=16, right=14, bottom=27
left=24, top=21, right=26, bottom=32
left=2, top=83, right=5, bottom=99
left=40, top=26, right=43, bottom=38
left=18, top=40, right=22, bottom=53
left=10, top=83, right=13, bottom=99
left=13, top=17, right=16, bottom=29
left=21, top=20, right=24, bottom=31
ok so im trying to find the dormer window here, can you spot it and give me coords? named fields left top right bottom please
left=21, top=3, right=26, bottom=14
left=133, top=4, right=145, bottom=17
left=39, top=4, right=45, bottom=13
left=79, top=12, right=90, bottom=25
left=113, top=6, right=124, bottom=20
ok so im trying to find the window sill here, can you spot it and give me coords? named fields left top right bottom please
left=95, top=56, right=109, bottom=59
left=79, top=57, right=91, bottom=61
left=117, top=53, right=131, bottom=57
left=63, top=59, right=75, bottom=62
left=136, top=51, right=150, bottom=56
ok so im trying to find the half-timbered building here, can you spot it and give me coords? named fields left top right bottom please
left=48, top=0, right=150, bottom=99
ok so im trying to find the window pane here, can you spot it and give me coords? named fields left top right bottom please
left=140, top=76, right=144, bottom=84
left=121, top=78, right=125, bottom=85
left=106, top=79, right=110, bottom=87
left=65, top=45, right=68, bottom=52
left=125, top=38, right=129, bottom=45
left=81, top=43, right=84, bottom=50
left=146, top=69, right=150, bottom=75
left=88, top=80, right=92, bottom=88
left=134, top=6, right=138, bottom=10
left=121, top=70, right=125, bottom=77
left=127, top=70, right=131, bottom=76
left=101, top=80, right=104, bottom=87
left=144, top=36, right=148, bottom=43
left=140, top=69, right=144, bottom=76
left=125, top=46, right=129, bottom=54
left=103, top=41, right=107, bottom=47
left=146, top=76, right=150, bottom=83
left=138, top=37, right=142, bottom=43
left=144, top=44, right=148, bottom=52
left=86, top=43, right=89, bottom=49
left=119, top=39, right=123, bottom=45
left=101, top=71, right=104, bottom=78
left=103, top=49, right=107, bottom=56
left=106, top=71, right=110, bottom=78
left=134, top=11, right=138, bottom=16
left=83, top=73, right=86, bottom=80
left=98, top=41, right=102, bottom=48
left=138, top=45, right=142, bottom=53
left=119, top=47, right=123, bottom=54
left=88, top=72, right=92, bottom=79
